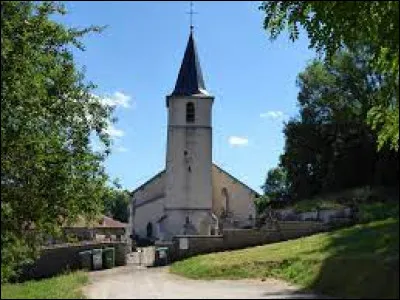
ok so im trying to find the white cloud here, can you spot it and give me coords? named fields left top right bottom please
left=103, top=123, right=124, bottom=138
left=228, top=136, right=249, bottom=147
left=260, top=111, right=285, bottom=119
left=93, top=91, right=132, bottom=108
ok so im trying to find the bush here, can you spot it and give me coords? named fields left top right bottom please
left=357, top=202, right=399, bottom=223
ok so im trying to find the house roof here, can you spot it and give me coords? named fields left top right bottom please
left=170, top=31, right=210, bottom=97
left=98, top=216, right=128, bottom=228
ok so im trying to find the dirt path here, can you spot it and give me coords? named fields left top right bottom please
left=83, top=265, right=333, bottom=299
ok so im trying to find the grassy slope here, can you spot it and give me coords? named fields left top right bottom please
left=170, top=218, right=399, bottom=299
left=1, top=271, right=88, bottom=299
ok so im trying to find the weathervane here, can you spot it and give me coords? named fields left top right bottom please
left=187, top=1, right=198, bottom=32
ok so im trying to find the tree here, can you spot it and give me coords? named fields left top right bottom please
left=103, top=184, right=130, bottom=223
left=280, top=51, right=398, bottom=201
left=259, top=1, right=399, bottom=151
left=254, top=195, right=271, bottom=215
left=1, top=1, right=112, bottom=282
left=262, top=166, right=289, bottom=202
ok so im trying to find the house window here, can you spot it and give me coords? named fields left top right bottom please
left=186, top=102, right=195, bottom=123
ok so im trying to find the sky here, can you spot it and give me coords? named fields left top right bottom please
left=57, top=1, right=316, bottom=193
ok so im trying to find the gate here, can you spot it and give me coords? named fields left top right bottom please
left=127, top=246, right=156, bottom=266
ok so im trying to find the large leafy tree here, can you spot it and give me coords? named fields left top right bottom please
left=261, top=166, right=289, bottom=202
left=1, top=1, right=113, bottom=281
left=280, top=51, right=398, bottom=201
left=259, top=1, right=399, bottom=151
left=255, top=166, right=289, bottom=214
left=103, top=181, right=130, bottom=223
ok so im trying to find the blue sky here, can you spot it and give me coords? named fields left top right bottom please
left=58, top=1, right=315, bottom=193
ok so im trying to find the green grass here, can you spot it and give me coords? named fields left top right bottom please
left=170, top=218, right=399, bottom=299
left=1, top=271, right=88, bottom=299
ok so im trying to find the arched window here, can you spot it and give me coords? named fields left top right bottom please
left=186, top=102, right=195, bottom=123
left=221, top=187, right=230, bottom=215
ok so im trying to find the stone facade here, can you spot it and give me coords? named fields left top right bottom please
left=164, top=94, right=214, bottom=239
left=131, top=164, right=259, bottom=242
left=212, top=164, right=257, bottom=228
left=130, top=171, right=166, bottom=239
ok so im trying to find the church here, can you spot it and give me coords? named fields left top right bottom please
left=128, top=29, right=259, bottom=242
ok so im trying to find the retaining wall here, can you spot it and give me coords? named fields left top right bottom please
left=156, top=221, right=331, bottom=262
left=19, top=241, right=128, bottom=281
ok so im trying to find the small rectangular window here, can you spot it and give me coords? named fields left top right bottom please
left=186, top=102, right=195, bottom=123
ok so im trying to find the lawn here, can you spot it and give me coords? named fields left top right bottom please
left=1, top=271, right=88, bottom=299
left=170, top=218, right=399, bottom=299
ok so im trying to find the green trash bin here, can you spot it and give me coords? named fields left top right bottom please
left=92, top=248, right=103, bottom=270
left=102, top=247, right=115, bottom=269
left=155, top=247, right=169, bottom=266
left=78, top=250, right=92, bottom=270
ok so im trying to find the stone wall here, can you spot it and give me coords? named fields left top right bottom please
left=172, top=235, right=225, bottom=260
left=153, top=221, right=330, bottom=263
left=275, top=207, right=354, bottom=223
left=222, top=229, right=281, bottom=250
left=19, top=241, right=128, bottom=281
left=222, top=221, right=328, bottom=250
left=62, top=227, right=126, bottom=243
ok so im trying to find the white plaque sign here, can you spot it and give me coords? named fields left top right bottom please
left=179, top=237, right=189, bottom=250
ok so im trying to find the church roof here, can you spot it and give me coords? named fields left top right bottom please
left=170, top=31, right=210, bottom=97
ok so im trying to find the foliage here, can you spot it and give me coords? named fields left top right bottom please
left=279, top=51, right=398, bottom=200
left=261, top=166, right=289, bottom=201
left=171, top=218, right=399, bottom=298
left=1, top=271, right=88, bottom=299
left=283, top=186, right=398, bottom=219
left=254, top=195, right=270, bottom=215
left=291, top=199, right=344, bottom=214
left=103, top=182, right=130, bottom=223
left=357, top=202, right=399, bottom=224
left=256, top=167, right=290, bottom=214
left=1, top=1, right=111, bottom=282
left=259, top=1, right=399, bottom=151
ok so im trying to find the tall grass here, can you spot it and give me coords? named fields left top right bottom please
left=1, top=271, right=88, bottom=299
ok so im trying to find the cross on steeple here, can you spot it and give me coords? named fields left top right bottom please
left=187, top=1, right=198, bottom=32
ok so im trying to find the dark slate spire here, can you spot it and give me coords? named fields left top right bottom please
left=171, top=31, right=209, bottom=96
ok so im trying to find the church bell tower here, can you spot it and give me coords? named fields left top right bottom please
left=164, top=30, right=214, bottom=238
